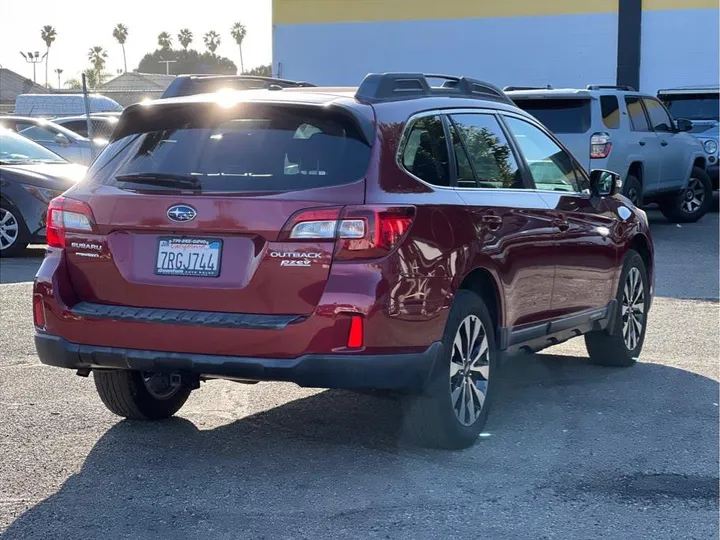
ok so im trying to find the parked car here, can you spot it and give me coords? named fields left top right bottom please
left=52, top=114, right=119, bottom=142
left=658, top=85, right=719, bottom=189
left=33, top=73, right=654, bottom=449
left=0, top=116, right=103, bottom=166
left=506, top=85, right=712, bottom=222
left=14, top=93, right=123, bottom=117
left=0, top=129, right=86, bottom=256
left=161, top=74, right=316, bottom=98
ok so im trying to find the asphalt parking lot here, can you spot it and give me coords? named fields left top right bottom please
left=1, top=206, right=718, bottom=539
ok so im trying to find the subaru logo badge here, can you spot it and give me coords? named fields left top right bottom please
left=167, top=204, right=197, bottom=223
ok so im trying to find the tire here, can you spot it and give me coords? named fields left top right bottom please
left=622, top=175, right=643, bottom=207
left=94, top=370, right=192, bottom=420
left=659, top=167, right=712, bottom=223
left=585, top=250, right=649, bottom=367
left=0, top=203, right=29, bottom=258
left=402, top=290, right=497, bottom=449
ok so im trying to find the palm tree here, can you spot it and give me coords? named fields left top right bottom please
left=203, top=31, right=221, bottom=55
left=112, top=24, right=129, bottom=73
left=158, top=31, right=172, bottom=51
left=230, top=22, right=247, bottom=73
left=88, top=46, right=108, bottom=72
left=178, top=28, right=193, bottom=50
left=40, top=25, right=57, bottom=87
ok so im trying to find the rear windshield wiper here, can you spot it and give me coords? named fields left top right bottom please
left=114, top=172, right=202, bottom=191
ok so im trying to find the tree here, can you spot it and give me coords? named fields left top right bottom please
left=84, top=69, right=110, bottom=89
left=112, top=24, right=129, bottom=73
left=158, top=31, right=172, bottom=51
left=245, top=64, right=272, bottom=77
left=136, top=48, right=236, bottom=75
left=40, top=25, right=57, bottom=88
left=203, top=31, right=221, bottom=55
left=230, top=22, right=247, bottom=74
left=178, top=28, right=193, bottom=50
left=65, top=78, right=82, bottom=89
left=88, top=46, right=108, bottom=71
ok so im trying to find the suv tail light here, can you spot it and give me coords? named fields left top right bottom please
left=46, top=196, right=96, bottom=248
left=279, top=205, right=416, bottom=260
left=590, top=132, right=612, bottom=159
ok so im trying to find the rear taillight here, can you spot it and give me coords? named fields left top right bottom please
left=590, top=132, right=612, bottom=159
left=279, top=205, right=415, bottom=260
left=46, top=196, right=96, bottom=248
left=33, top=294, right=46, bottom=329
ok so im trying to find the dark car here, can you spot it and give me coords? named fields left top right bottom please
left=0, top=129, right=86, bottom=256
left=33, top=73, right=654, bottom=449
left=161, top=74, right=315, bottom=98
left=52, top=114, right=119, bottom=142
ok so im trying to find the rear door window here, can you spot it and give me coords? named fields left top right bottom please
left=401, top=115, right=450, bottom=187
left=600, top=95, right=620, bottom=129
left=642, top=97, right=674, bottom=132
left=89, top=105, right=372, bottom=193
left=625, top=96, right=651, bottom=131
left=511, top=98, right=592, bottom=134
left=448, top=113, right=523, bottom=189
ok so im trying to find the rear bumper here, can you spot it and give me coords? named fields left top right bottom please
left=34, top=333, right=443, bottom=391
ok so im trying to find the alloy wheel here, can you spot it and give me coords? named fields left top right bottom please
left=450, top=315, right=490, bottom=426
left=680, top=177, right=706, bottom=214
left=142, top=372, right=182, bottom=400
left=0, top=208, right=19, bottom=251
left=621, top=267, right=645, bottom=351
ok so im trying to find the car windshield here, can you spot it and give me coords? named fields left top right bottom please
left=511, top=98, right=592, bottom=134
left=88, top=105, right=371, bottom=193
left=0, top=130, right=67, bottom=164
left=660, top=93, right=719, bottom=121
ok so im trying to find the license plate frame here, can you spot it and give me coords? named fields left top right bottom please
left=155, top=237, right=223, bottom=278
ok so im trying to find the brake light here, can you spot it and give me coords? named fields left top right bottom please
left=279, top=205, right=415, bottom=260
left=33, top=294, right=46, bottom=329
left=46, top=196, right=96, bottom=248
left=590, top=132, right=612, bottom=159
left=347, top=315, right=364, bottom=348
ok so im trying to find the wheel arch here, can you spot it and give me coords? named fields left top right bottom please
left=626, top=161, right=643, bottom=184
left=457, top=267, right=503, bottom=331
left=629, top=233, right=653, bottom=285
left=692, top=156, right=707, bottom=170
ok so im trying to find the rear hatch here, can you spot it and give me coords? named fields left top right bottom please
left=60, top=98, right=373, bottom=315
left=509, top=95, right=592, bottom=169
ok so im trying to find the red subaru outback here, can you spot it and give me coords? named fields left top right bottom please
left=33, top=73, right=654, bottom=449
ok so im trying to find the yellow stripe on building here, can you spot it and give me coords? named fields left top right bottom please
left=273, top=0, right=618, bottom=26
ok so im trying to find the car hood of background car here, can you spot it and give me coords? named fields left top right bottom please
left=0, top=162, right=87, bottom=189
left=690, top=120, right=719, bottom=135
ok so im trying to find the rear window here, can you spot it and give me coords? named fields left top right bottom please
left=88, top=105, right=371, bottom=193
left=511, top=98, right=592, bottom=134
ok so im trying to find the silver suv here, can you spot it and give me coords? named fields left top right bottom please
left=505, top=85, right=712, bottom=223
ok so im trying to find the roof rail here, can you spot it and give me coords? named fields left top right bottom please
left=503, top=85, right=553, bottom=92
left=586, top=84, right=636, bottom=91
left=356, top=73, right=513, bottom=105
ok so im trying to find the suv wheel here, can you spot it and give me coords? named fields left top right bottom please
left=659, top=167, right=712, bottom=223
left=623, top=175, right=643, bottom=207
left=0, top=204, right=29, bottom=258
left=403, top=290, right=496, bottom=449
left=94, top=370, right=192, bottom=420
left=585, top=250, right=648, bottom=366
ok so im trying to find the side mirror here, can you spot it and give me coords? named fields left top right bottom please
left=54, top=133, right=71, bottom=147
left=589, top=169, right=621, bottom=197
left=676, top=118, right=693, bottom=132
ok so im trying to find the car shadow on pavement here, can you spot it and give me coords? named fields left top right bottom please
left=3, top=353, right=719, bottom=539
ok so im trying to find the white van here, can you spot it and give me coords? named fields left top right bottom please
left=14, top=94, right=123, bottom=118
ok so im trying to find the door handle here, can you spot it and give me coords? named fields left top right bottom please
left=639, top=141, right=646, bottom=146
left=660, top=140, right=668, bottom=147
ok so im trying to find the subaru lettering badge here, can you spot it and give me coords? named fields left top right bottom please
left=167, top=204, right=197, bottom=223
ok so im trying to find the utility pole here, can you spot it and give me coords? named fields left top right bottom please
left=55, top=68, right=63, bottom=89
left=20, top=51, right=47, bottom=83
left=158, top=59, right=177, bottom=75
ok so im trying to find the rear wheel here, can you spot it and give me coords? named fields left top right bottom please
left=623, top=175, right=643, bottom=207
left=403, top=290, right=497, bottom=449
left=94, top=370, right=192, bottom=420
left=585, top=250, right=649, bottom=367
left=0, top=204, right=29, bottom=258
left=659, top=167, right=712, bottom=223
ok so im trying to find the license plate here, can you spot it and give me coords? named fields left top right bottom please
left=156, top=238, right=222, bottom=277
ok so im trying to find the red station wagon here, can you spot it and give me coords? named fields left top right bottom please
left=33, top=73, right=655, bottom=449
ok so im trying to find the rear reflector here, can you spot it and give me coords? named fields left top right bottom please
left=33, top=295, right=46, bottom=329
left=46, top=196, right=96, bottom=249
left=347, top=315, right=364, bottom=348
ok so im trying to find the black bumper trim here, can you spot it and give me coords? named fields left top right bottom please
left=70, top=302, right=303, bottom=330
left=34, top=334, right=444, bottom=391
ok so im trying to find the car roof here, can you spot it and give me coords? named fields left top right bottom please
left=504, top=88, right=597, bottom=99
left=0, top=115, right=88, bottom=140
left=53, top=115, right=118, bottom=123
left=657, top=85, right=720, bottom=95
